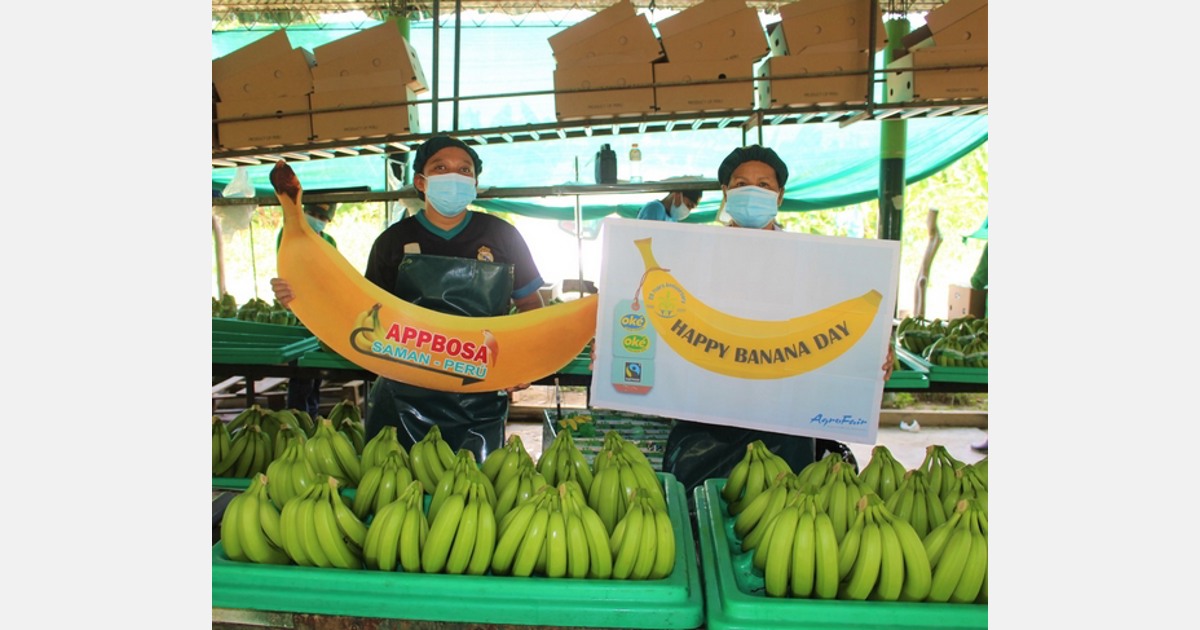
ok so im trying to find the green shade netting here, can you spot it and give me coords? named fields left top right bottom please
left=212, top=17, right=987, bottom=220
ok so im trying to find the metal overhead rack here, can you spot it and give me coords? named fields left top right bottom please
left=213, top=98, right=988, bottom=168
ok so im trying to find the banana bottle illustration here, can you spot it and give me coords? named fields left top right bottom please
left=632, top=237, right=882, bottom=380
left=272, top=160, right=599, bottom=393
left=610, top=298, right=655, bottom=395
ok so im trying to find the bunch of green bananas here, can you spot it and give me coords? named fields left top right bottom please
left=481, top=433, right=536, bottom=494
left=351, top=450, right=416, bottom=520
left=428, top=450, right=497, bottom=525
left=265, top=438, right=321, bottom=508
left=857, top=445, right=908, bottom=502
left=327, top=400, right=366, bottom=454
left=594, top=431, right=665, bottom=506
left=720, top=440, right=795, bottom=516
left=896, top=317, right=946, bottom=356
left=305, top=417, right=362, bottom=487
left=362, top=480, right=428, bottom=572
left=940, top=463, right=988, bottom=516
left=815, top=459, right=873, bottom=545
left=736, top=480, right=810, bottom=555
left=360, top=425, right=409, bottom=471
left=587, top=446, right=666, bottom=536
left=753, top=491, right=839, bottom=598
left=974, top=457, right=988, bottom=485
left=924, top=498, right=988, bottom=603
left=213, top=293, right=239, bottom=318
left=213, top=423, right=272, bottom=479
left=278, top=476, right=367, bottom=570
left=493, top=458, right=549, bottom=524
left=409, top=425, right=457, bottom=495
left=919, top=445, right=966, bottom=498
left=270, top=422, right=307, bottom=461
left=836, top=494, right=934, bottom=602
left=794, top=451, right=846, bottom=490
left=537, top=428, right=594, bottom=492
left=610, top=491, right=676, bottom=580
left=883, top=469, right=947, bottom=539
left=422, top=477, right=496, bottom=575
left=220, top=473, right=291, bottom=565
left=491, top=482, right=615, bottom=579
left=213, top=416, right=232, bottom=473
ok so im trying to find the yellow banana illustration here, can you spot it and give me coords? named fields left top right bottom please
left=272, top=160, right=598, bottom=394
left=633, top=238, right=882, bottom=380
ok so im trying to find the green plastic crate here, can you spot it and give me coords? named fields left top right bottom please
left=896, top=348, right=987, bottom=385
left=213, top=318, right=320, bottom=365
left=212, top=473, right=703, bottom=629
left=543, top=409, right=673, bottom=471
left=694, top=479, right=986, bottom=630
left=885, top=346, right=931, bottom=390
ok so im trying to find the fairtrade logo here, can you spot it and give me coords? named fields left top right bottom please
left=623, top=361, right=643, bottom=382
left=621, top=334, right=650, bottom=353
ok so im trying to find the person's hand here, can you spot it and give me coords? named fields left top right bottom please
left=270, top=277, right=294, bottom=308
left=882, top=343, right=896, bottom=382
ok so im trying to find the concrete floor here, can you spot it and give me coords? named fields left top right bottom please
left=506, top=386, right=987, bottom=473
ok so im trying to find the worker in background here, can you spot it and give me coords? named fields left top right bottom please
left=969, top=242, right=988, bottom=453
left=271, top=136, right=544, bottom=463
left=636, top=190, right=702, bottom=222
left=661, top=145, right=896, bottom=503
left=275, top=201, right=338, bottom=418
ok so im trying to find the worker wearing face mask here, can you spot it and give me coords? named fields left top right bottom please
left=636, top=190, right=702, bottom=222
left=662, top=145, right=895, bottom=509
left=271, top=135, right=545, bottom=462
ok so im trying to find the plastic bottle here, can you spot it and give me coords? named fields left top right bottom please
left=594, top=143, right=617, bottom=184
left=629, top=143, right=642, bottom=183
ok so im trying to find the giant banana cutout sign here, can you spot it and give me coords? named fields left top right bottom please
left=271, top=160, right=598, bottom=393
left=632, top=238, right=882, bottom=379
left=633, top=238, right=888, bottom=379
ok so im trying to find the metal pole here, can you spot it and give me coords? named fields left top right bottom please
left=453, top=0, right=462, bottom=130
left=877, top=17, right=911, bottom=245
left=431, top=1, right=440, bottom=133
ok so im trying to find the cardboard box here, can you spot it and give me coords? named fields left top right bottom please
left=552, top=14, right=663, bottom=66
left=548, top=0, right=636, bottom=57
left=658, top=7, right=768, bottom=62
left=929, top=4, right=987, bottom=48
left=903, top=0, right=987, bottom=51
left=778, top=0, right=888, bottom=52
left=653, top=59, right=755, bottom=113
left=311, top=84, right=420, bottom=141
left=948, top=284, right=986, bottom=319
left=312, top=19, right=428, bottom=94
left=215, top=94, right=312, bottom=149
left=654, top=0, right=747, bottom=39
left=554, top=61, right=655, bottom=120
left=755, top=51, right=870, bottom=107
left=212, top=29, right=293, bottom=88
left=885, top=46, right=987, bottom=101
left=212, top=47, right=315, bottom=103
left=924, top=0, right=987, bottom=34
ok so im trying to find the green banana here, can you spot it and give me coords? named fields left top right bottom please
left=610, top=500, right=643, bottom=580
left=841, top=520, right=882, bottom=600
left=511, top=504, right=551, bottom=578
left=763, top=504, right=800, bottom=597
left=789, top=508, right=816, bottom=597
left=423, top=492, right=466, bottom=574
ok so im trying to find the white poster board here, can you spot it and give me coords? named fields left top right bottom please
left=589, top=218, right=900, bottom=445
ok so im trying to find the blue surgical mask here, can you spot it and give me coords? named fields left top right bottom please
left=724, top=186, right=779, bottom=228
left=423, top=173, right=477, bottom=218
left=670, top=202, right=691, bottom=221
left=305, top=215, right=327, bottom=234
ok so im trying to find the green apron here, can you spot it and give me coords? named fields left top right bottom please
left=365, top=254, right=515, bottom=463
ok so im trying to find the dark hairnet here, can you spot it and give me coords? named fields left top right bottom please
left=717, top=145, right=789, bottom=187
left=412, top=135, right=483, bottom=177
left=303, top=202, right=336, bottom=221
left=680, top=190, right=702, bottom=204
